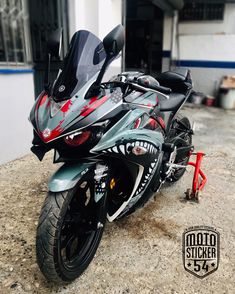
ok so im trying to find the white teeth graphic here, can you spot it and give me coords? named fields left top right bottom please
left=135, top=141, right=140, bottom=146
left=119, top=145, right=125, bottom=155
left=155, top=158, right=157, bottom=162
left=151, top=162, right=155, bottom=168
left=126, top=143, right=131, bottom=153
left=149, top=167, right=153, bottom=173
left=112, top=146, right=118, bottom=153
left=144, top=142, right=147, bottom=147
left=108, top=148, right=112, bottom=152
left=140, top=141, right=144, bottom=147
left=103, top=150, right=107, bottom=153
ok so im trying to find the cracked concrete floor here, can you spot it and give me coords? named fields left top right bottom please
left=0, top=105, right=234, bottom=293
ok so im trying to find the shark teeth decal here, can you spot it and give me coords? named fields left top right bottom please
left=112, top=146, right=118, bottom=153
left=126, top=143, right=131, bottom=153
left=119, top=145, right=125, bottom=155
left=101, top=141, right=158, bottom=157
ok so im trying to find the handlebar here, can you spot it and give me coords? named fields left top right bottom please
left=103, top=80, right=172, bottom=96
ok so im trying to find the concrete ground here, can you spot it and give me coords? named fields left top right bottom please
left=0, top=105, right=234, bottom=294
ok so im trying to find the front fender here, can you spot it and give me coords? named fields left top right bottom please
left=48, top=162, right=95, bottom=192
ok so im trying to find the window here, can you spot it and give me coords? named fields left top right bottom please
left=179, top=1, right=225, bottom=22
left=0, top=0, right=31, bottom=65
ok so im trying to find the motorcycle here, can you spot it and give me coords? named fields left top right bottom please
left=29, top=24, right=194, bottom=282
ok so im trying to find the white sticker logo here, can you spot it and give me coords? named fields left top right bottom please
left=59, top=85, right=65, bottom=92
left=42, top=128, right=51, bottom=138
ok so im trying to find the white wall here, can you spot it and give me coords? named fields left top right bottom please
left=69, top=0, right=99, bottom=37
left=163, top=14, right=172, bottom=52
left=69, top=0, right=122, bottom=80
left=0, top=73, right=34, bottom=164
left=162, top=4, right=235, bottom=95
left=179, top=34, right=235, bottom=61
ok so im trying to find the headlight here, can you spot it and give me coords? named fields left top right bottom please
left=64, top=131, right=91, bottom=146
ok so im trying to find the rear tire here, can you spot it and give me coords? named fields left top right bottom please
left=36, top=178, right=106, bottom=283
left=167, top=116, right=192, bottom=182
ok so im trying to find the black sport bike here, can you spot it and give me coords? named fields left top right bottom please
left=29, top=25, right=194, bottom=282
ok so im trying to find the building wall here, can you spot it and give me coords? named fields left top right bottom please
left=69, top=0, right=122, bottom=80
left=162, top=3, right=235, bottom=95
left=0, top=71, right=34, bottom=164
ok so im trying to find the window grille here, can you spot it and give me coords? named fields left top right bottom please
left=179, top=1, right=225, bottom=21
left=0, top=0, right=31, bottom=65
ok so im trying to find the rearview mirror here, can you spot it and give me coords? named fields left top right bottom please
left=103, top=24, right=125, bottom=57
left=47, top=28, right=62, bottom=57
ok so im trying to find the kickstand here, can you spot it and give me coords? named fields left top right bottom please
left=185, top=152, right=207, bottom=202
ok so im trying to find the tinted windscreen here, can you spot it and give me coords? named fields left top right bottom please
left=53, top=30, right=106, bottom=100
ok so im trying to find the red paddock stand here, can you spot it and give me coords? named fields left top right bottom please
left=185, top=152, right=207, bottom=202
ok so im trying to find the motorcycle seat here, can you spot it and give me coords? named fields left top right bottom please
left=157, top=69, right=189, bottom=83
left=159, top=94, right=186, bottom=112
left=156, top=69, right=192, bottom=94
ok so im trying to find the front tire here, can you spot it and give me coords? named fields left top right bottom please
left=36, top=178, right=106, bottom=283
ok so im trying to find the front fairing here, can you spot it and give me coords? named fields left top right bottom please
left=29, top=29, right=119, bottom=143
left=29, top=85, right=124, bottom=143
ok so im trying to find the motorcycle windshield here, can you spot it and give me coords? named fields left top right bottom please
left=52, top=30, right=106, bottom=101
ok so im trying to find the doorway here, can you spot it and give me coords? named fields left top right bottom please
left=124, top=0, right=164, bottom=75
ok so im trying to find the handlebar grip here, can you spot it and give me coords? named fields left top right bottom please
left=132, top=81, right=172, bottom=94
left=152, top=85, right=172, bottom=94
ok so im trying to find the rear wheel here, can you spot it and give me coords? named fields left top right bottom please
left=36, top=176, right=106, bottom=283
left=167, top=116, right=192, bottom=182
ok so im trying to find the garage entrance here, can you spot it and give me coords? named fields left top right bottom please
left=124, top=0, right=164, bottom=75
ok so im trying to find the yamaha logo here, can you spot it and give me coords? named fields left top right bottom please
left=59, top=85, right=65, bottom=92
left=182, top=226, right=220, bottom=278
left=42, top=128, right=51, bottom=139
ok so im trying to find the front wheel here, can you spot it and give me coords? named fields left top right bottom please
left=36, top=177, right=106, bottom=283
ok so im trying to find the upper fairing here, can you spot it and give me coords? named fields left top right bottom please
left=30, top=86, right=123, bottom=143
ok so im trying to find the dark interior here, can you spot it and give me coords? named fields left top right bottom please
left=125, top=0, right=164, bottom=75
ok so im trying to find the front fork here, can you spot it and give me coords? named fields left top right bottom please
left=93, top=162, right=110, bottom=228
